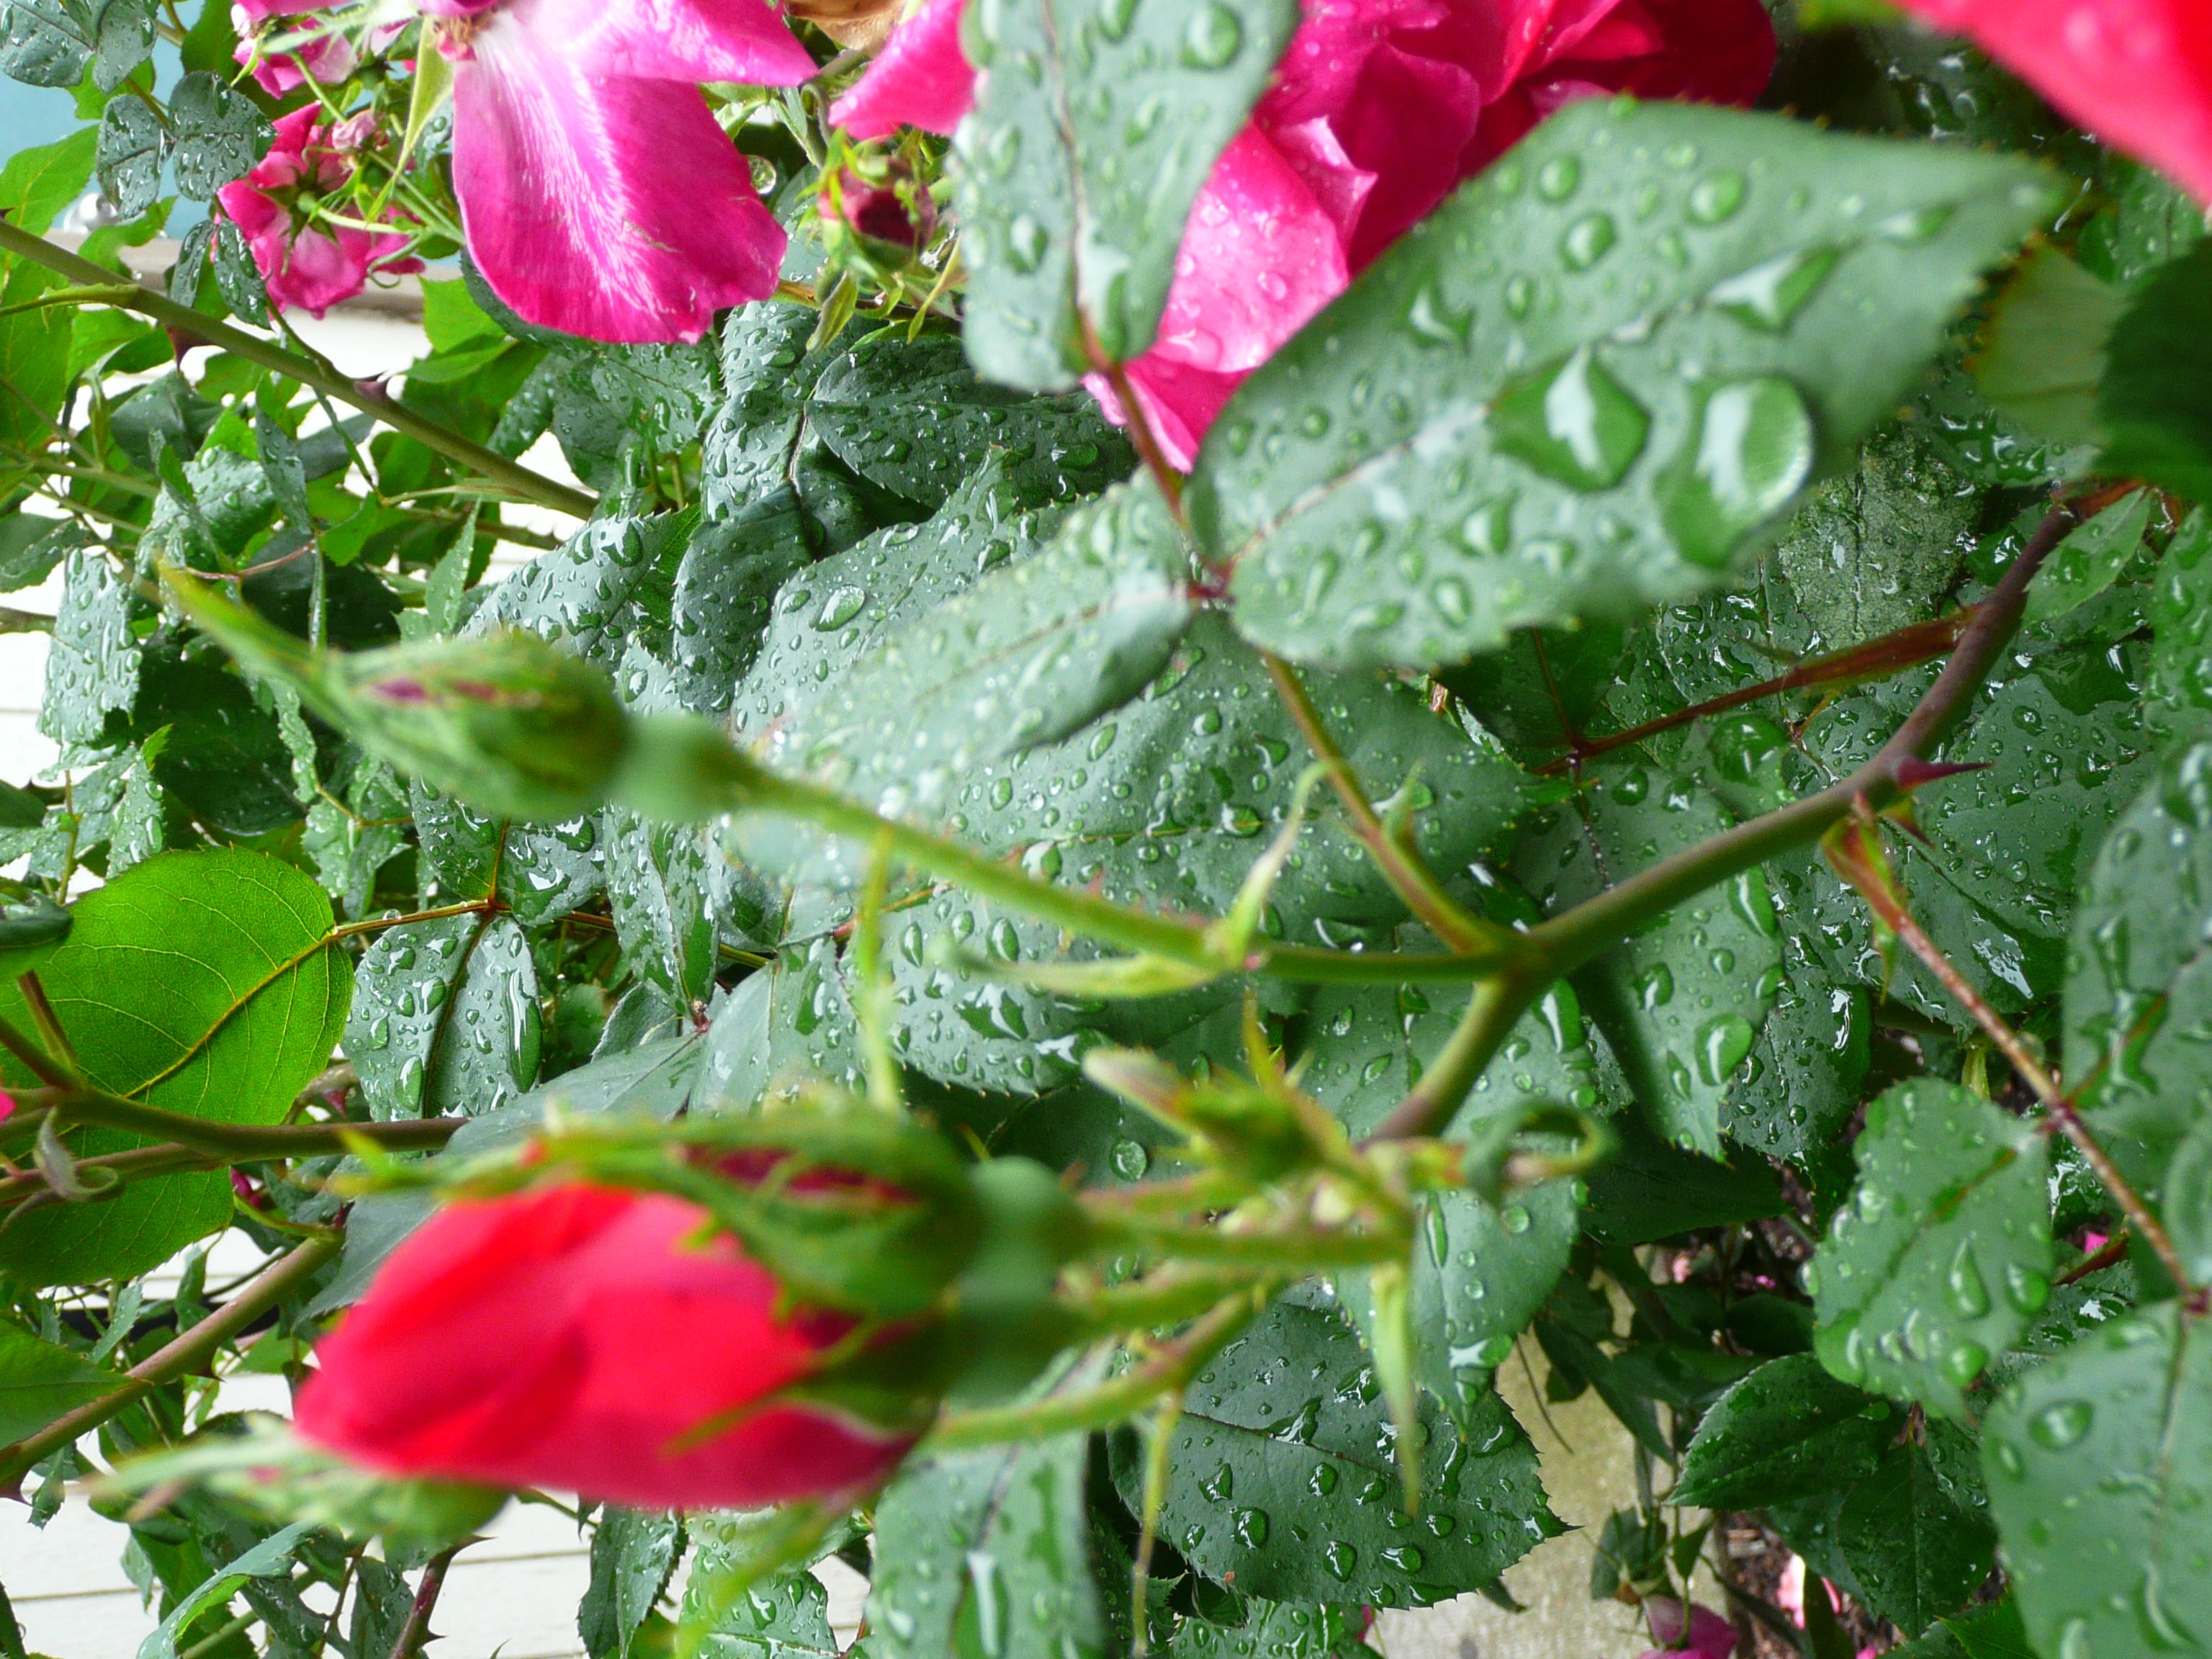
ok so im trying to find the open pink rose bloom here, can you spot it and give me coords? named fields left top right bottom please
left=215, top=106, right=423, bottom=318
left=835, top=0, right=1776, bottom=467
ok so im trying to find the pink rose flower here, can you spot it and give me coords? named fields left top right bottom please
left=233, top=3, right=360, bottom=96
left=420, top=0, right=817, bottom=343
left=1898, top=0, right=2212, bottom=204
left=832, top=0, right=1776, bottom=468
left=215, top=107, right=425, bottom=318
left=1640, top=1596, right=1740, bottom=1659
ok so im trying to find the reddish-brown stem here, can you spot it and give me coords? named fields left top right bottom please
left=1830, top=806, right=2203, bottom=1310
left=1534, top=611, right=1972, bottom=776
left=388, top=1543, right=466, bottom=1659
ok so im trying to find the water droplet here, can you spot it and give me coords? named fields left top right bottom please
left=1562, top=212, right=1617, bottom=271
left=1696, top=1014, right=1757, bottom=1084
left=1381, top=1545, right=1425, bottom=1574
left=1309, top=1464, right=1338, bottom=1496
left=1109, top=1138, right=1149, bottom=1179
left=2005, top=1262, right=2051, bottom=1316
left=1944, top=1341, right=1990, bottom=1386
left=814, top=585, right=866, bottom=629
left=1689, top=172, right=1747, bottom=223
left=1234, top=1508, right=1270, bottom=1546
left=1181, top=2, right=1243, bottom=68
left=1323, top=1541, right=1358, bottom=1580
left=1492, top=348, right=1650, bottom=492
left=1535, top=156, right=1580, bottom=201
left=1947, top=1241, right=1992, bottom=1318
left=1707, top=246, right=1840, bottom=332
left=1007, top=215, right=1048, bottom=273
left=2029, top=1399, right=2094, bottom=1449
left=1660, top=377, right=1817, bottom=569
left=1095, top=0, right=1139, bottom=42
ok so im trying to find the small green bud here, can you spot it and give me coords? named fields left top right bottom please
left=327, top=631, right=631, bottom=822
left=165, top=565, right=634, bottom=822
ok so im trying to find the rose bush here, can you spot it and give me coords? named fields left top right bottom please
left=1, top=1, right=2211, bottom=1657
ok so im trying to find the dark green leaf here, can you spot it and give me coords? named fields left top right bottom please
left=89, top=0, right=150, bottom=89
left=580, top=1509, right=682, bottom=1659
left=680, top=1560, right=837, bottom=1659
left=1982, top=1303, right=2212, bottom=1659
left=2099, top=240, right=2212, bottom=504
left=1165, top=1601, right=1364, bottom=1659
left=1671, top=1354, right=1895, bottom=1511
left=2064, top=740, right=2212, bottom=1203
left=1583, top=1112, right=1784, bottom=1245
left=1125, top=1301, right=1556, bottom=1606
left=1974, top=248, right=2125, bottom=451
left=167, top=70, right=269, bottom=199
left=0, top=0, right=93, bottom=86
left=771, top=475, right=1195, bottom=802
left=868, top=1421, right=1104, bottom=1659
left=1838, top=1442, right=1994, bottom=1637
left=1202, top=102, right=2055, bottom=669
left=344, top=913, right=542, bottom=1123
left=1810, top=1079, right=2052, bottom=1416
left=953, top=0, right=1300, bottom=388
left=94, top=84, right=163, bottom=216
left=1514, top=770, right=1782, bottom=1157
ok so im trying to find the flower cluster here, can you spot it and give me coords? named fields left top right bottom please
left=215, top=106, right=422, bottom=318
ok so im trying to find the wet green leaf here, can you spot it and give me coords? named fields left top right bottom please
left=1202, top=102, right=2055, bottom=669
left=1671, top=1353, right=1894, bottom=1511
left=954, top=0, right=1301, bottom=389
left=1810, top=1079, right=2052, bottom=1416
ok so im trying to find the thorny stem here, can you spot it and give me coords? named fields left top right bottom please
left=925, top=1295, right=1260, bottom=1452
left=0, top=219, right=597, bottom=521
left=1262, top=652, right=1507, bottom=956
left=1831, top=807, right=2204, bottom=1310
left=0, top=1235, right=341, bottom=1494
left=1369, top=498, right=2088, bottom=1144
left=1532, top=610, right=1972, bottom=776
left=387, top=1543, right=467, bottom=1659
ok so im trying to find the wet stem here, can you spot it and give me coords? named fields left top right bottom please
left=1366, top=494, right=2097, bottom=1143
left=1827, top=803, right=2206, bottom=1312
left=0, top=219, right=597, bottom=521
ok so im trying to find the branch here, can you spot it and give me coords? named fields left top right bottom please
left=0, top=218, right=596, bottom=521
left=387, top=1543, right=465, bottom=1659
left=0, top=1110, right=460, bottom=1210
left=1367, top=498, right=2085, bottom=1143
left=1828, top=808, right=2203, bottom=1308
left=1262, top=652, right=1509, bottom=956
left=0, top=1236, right=341, bottom=1496
left=1532, top=609, right=1971, bottom=776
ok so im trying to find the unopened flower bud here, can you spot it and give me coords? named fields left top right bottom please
left=325, top=631, right=631, bottom=823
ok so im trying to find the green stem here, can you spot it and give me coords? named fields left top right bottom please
left=0, top=1235, right=340, bottom=1495
left=0, top=220, right=596, bottom=521
left=925, top=1296, right=1258, bottom=1452
left=1094, top=1215, right=1408, bottom=1269
left=747, top=770, right=1224, bottom=968
left=1261, top=651, right=1508, bottom=956
left=1069, top=1270, right=1269, bottom=1341
left=6, top=1089, right=459, bottom=1168
left=1366, top=498, right=2084, bottom=1143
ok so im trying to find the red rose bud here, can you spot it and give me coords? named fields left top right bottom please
left=296, top=1183, right=920, bottom=1509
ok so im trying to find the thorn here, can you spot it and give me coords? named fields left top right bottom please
left=1891, top=757, right=1987, bottom=793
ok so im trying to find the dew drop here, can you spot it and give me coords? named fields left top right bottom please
left=1181, top=1, right=1244, bottom=68
left=1491, top=348, right=1650, bottom=493
left=1660, top=377, right=1817, bottom=570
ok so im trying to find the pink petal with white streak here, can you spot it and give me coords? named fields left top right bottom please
left=451, top=20, right=786, bottom=342
left=499, top=0, right=817, bottom=85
